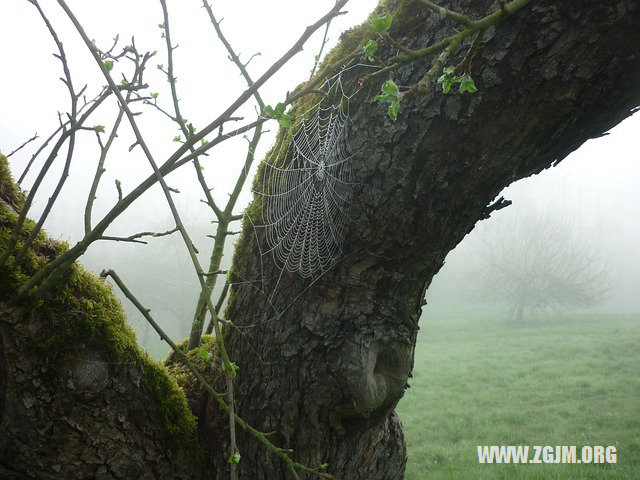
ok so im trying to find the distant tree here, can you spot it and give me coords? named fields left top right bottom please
left=469, top=214, right=612, bottom=321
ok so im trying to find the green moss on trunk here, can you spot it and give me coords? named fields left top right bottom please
left=0, top=151, right=202, bottom=463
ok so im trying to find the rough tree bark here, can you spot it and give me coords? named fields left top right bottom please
left=1, top=0, right=640, bottom=479
left=0, top=161, right=205, bottom=478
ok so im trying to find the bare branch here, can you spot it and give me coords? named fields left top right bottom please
left=309, top=0, right=339, bottom=78
left=8, top=0, right=81, bottom=266
left=85, top=112, right=124, bottom=234
left=415, top=0, right=475, bottom=27
left=6, top=133, right=39, bottom=159
left=480, top=196, right=512, bottom=220
left=0, top=87, right=112, bottom=266
left=159, top=0, right=223, bottom=219
left=401, top=36, right=460, bottom=98
left=18, top=125, right=61, bottom=184
left=205, top=281, right=230, bottom=335
left=99, top=226, right=179, bottom=244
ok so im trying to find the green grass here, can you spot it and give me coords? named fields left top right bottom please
left=397, top=310, right=640, bottom=480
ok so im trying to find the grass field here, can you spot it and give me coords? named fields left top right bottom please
left=396, top=310, right=640, bottom=479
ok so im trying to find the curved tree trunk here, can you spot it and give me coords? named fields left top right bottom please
left=203, top=0, right=640, bottom=478
left=2, top=0, right=640, bottom=479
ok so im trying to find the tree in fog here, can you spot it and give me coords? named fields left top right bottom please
left=2, top=1, right=639, bottom=479
left=470, top=214, right=611, bottom=321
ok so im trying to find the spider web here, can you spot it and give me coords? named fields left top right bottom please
left=255, top=70, right=357, bottom=284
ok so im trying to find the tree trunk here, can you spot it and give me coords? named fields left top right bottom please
left=1, top=157, right=204, bottom=478
left=2, top=0, right=640, bottom=479
left=204, top=1, right=640, bottom=478
left=0, top=307, right=204, bottom=480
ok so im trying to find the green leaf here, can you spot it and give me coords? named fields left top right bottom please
left=223, top=362, right=240, bottom=378
left=277, top=114, right=292, bottom=128
left=94, top=125, right=106, bottom=134
left=104, top=60, right=114, bottom=71
left=438, top=66, right=459, bottom=94
left=199, top=348, right=211, bottom=362
left=320, top=463, right=330, bottom=470
left=263, top=105, right=275, bottom=118
left=440, top=77, right=453, bottom=93
left=274, top=103, right=286, bottom=116
left=264, top=103, right=291, bottom=127
left=173, top=135, right=182, bottom=142
left=388, top=100, right=399, bottom=121
left=150, top=92, right=159, bottom=99
left=375, top=79, right=401, bottom=121
left=157, top=63, right=164, bottom=70
left=436, top=67, right=477, bottom=94
left=368, top=12, right=393, bottom=33
left=226, top=320, right=234, bottom=328
left=381, top=78, right=399, bottom=96
left=458, top=74, right=477, bottom=93
left=375, top=79, right=399, bottom=102
left=158, top=23, right=165, bottom=29
left=228, top=451, right=241, bottom=464
left=362, top=39, right=378, bottom=61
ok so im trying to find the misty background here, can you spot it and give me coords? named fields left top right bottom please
left=1, top=0, right=638, bottom=359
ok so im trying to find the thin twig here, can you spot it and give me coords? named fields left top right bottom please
left=6, top=133, right=39, bottom=159
left=11, top=0, right=80, bottom=266
left=401, top=37, right=460, bottom=98
left=382, top=32, right=416, bottom=55
left=205, top=281, right=230, bottom=335
left=309, top=0, right=339, bottom=78
left=0, top=87, right=111, bottom=266
left=415, top=0, right=476, bottom=27
left=99, top=227, right=179, bottom=244
left=457, top=28, right=486, bottom=73
left=85, top=44, right=145, bottom=234
left=160, top=0, right=223, bottom=219
left=18, top=125, right=62, bottom=184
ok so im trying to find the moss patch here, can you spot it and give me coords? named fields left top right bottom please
left=164, top=335, right=221, bottom=398
left=39, top=263, right=202, bottom=460
left=0, top=153, right=25, bottom=210
left=0, top=153, right=61, bottom=302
